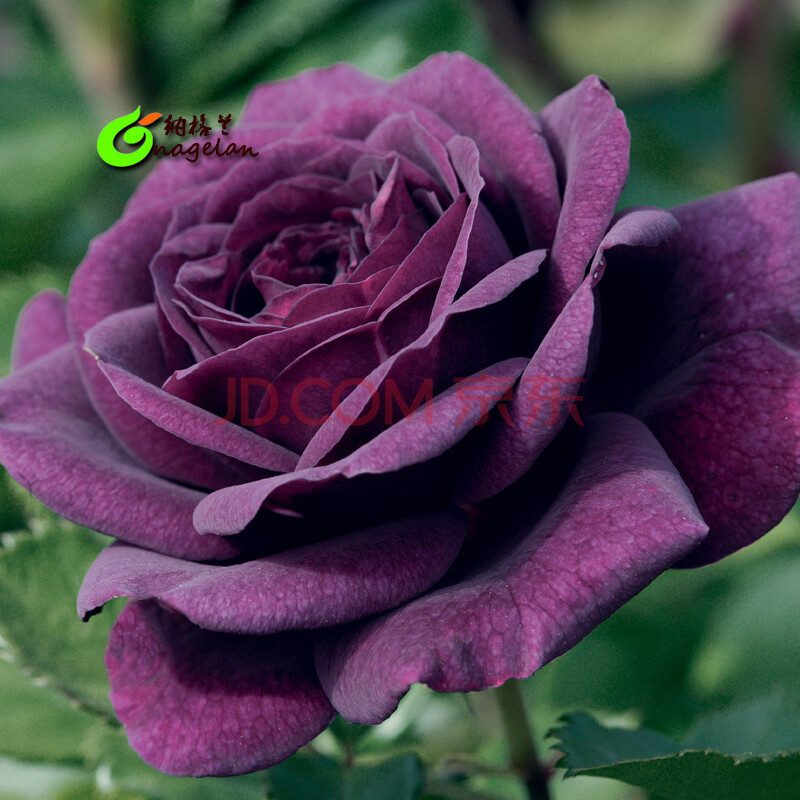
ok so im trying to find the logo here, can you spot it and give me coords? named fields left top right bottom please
left=97, top=107, right=162, bottom=168
left=97, top=109, right=258, bottom=167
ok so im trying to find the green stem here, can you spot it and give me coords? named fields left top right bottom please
left=733, top=0, right=787, bottom=181
left=472, top=0, right=570, bottom=98
left=494, top=679, right=550, bottom=800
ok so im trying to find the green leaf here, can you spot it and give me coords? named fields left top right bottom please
left=329, top=717, right=374, bottom=752
left=0, top=659, right=98, bottom=765
left=0, top=514, right=120, bottom=718
left=82, top=726, right=267, bottom=800
left=164, top=0, right=363, bottom=104
left=54, top=779, right=148, bottom=800
left=0, top=755, right=84, bottom=800
left=553, top=713, right=679, bottom=766
left=267, top=752, right=425, bottom=800
left=533, top=564, right=727, bottom=732
left=552, top=710, right=800, bottom=800
left=534, top=507, right=800, bottom=734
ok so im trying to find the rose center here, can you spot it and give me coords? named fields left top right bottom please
left=231, top=219, right=367, bottom=318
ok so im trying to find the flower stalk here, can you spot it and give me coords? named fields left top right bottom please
left=732, top=0, right=788, bottom=181
left=494, top=679, right=550, bottom=800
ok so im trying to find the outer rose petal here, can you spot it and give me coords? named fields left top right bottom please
left=68, top=191, right=239, bottom=487
left=241, top=64, right=385, bottom=125
left=453, top=208, right=679, bottom=500
left=587, top=206, right=681, bottom=274
left=636, top=332, right=800, bottom=566
left=106, top=600, right=334, bottom=776
left=662, top=173, right=800, bottom=353
left=126, top=126, right=291, bottom=214
left=539, top=76, right=630, bottom=317
left=79, top=511, right=466, bottom=633
left=597, top=174, right=800, bottom=400
left=0, top=345, right=238, bottom=561
left=69, top=195, right=189, bottom=339
left=11, top=289, right=70, bottom=370
left=315, top=414, right=707, bottom=723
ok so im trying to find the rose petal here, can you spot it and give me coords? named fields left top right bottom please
left=0, top=345, right=237, bottom=560
left=636, top=331, right=800, bottom=566
left=453, top=279, right=595, bottom=504
left=430, top=137, right=513, bottom=318
left=588, top=206, right=681, bottom=275
left=315, top=413, right=708, bottom=723
left=171, top=201, right=513, bottom=439
left=86, top=305, right=298, bottom=473
left=455, top=207, right=681, bottom=503
left=175, top=252, right=241, bottom=320
left=363, top=113, right=460, bottom=199
left=281, top=268, right=393, bottom=327
left=296, top=88, right=517, bottom=247
left=150, top=223, right=228, bottom=365
left=367, top=196, right=469, bottom=318
left=392, top=52, right=561, bottom=249
left=259, top=279, right=322, bottom=316
left=376, top=278, right=441, bottom=356
left=300, top=249, right=546, bottom=468
left=126, top=125, right=292, bottom=214
left=163, top=306, right=367, bottom=417
left=193, top=358, right=529, bottom=536
left=255, top=322, right=385, bottom=451
left=202, top=137, right=360, bottom=225
left=222, top=175, right=368, bottom=256
left=596, top=175, right=800, bottom=407
left=84, top=307, right=262, bottom=489
left=69, top=192, right=196, bottom=340
left=346, top=211, right=428, bottom=284
left=363, top=157, right=421, bottom=249
left=106, top=600, right=334, bottom=776
left=241, top=64, right=384, bottom=125
left=181, top=312, right=283, bottom=353
left=80, top=510, right=466, bottom=633
left=11, top=290, right=69, bottom=371
left=68, top=192, right=239, bottom=486
left=539, top=75, right=630, bottom=317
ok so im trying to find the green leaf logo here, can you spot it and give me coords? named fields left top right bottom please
left=97, top=107, right=162, bottom=167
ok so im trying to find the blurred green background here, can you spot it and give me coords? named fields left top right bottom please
left=1, top=1, right=800, bottom=798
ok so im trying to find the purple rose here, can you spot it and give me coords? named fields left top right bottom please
left=1, top=52, right=799, bottom=777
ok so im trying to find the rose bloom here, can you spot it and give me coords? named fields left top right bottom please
left=1, top=53, right=798, bottom=777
